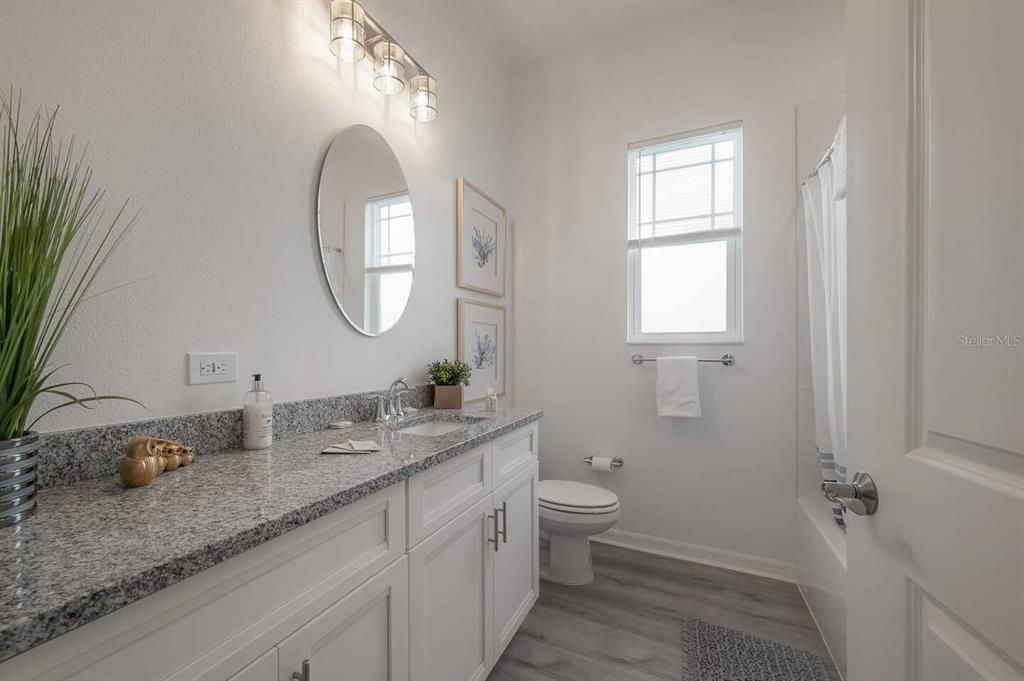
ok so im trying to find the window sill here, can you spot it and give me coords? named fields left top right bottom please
left=626, top=336, right=744, bottom=346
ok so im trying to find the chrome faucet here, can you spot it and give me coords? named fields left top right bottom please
left=386, top=378, right=411, bottom=419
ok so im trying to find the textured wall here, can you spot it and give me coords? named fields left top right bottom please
left=0, top=0, right=513, bottom=432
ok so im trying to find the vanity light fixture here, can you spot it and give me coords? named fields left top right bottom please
left=329, top=0, right=367, bottom=62
left=372, top=40, right=406, bottom=95
left=409, top=75, right=437, bottom=122
left=328, top=4, right=437, bottom=120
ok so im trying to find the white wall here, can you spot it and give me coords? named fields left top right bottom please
left=510, top=0, right=845, bottom=567
left=0, top=0, right=514, bottom=431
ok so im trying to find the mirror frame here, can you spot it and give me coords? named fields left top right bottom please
left=316, top=124, right=414, bottom=337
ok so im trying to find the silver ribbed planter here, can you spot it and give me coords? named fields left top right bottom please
left=0, top=432, right=38, bottom=527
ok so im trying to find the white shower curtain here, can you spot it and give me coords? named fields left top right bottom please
left=801, top=117, right=848, bottom=531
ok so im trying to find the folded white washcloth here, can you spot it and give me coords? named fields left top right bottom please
left=346, top=439, right=381, bottom=451
left=322, top=446, right=364, bottom=455
left=656, top=356, right=701, bottom=418
left=321, top=439, right=382, bottom=455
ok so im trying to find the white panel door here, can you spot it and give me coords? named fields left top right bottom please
left=276, top=557, right=409, bottom=681
left=492, top=463, right=539, bottom=658
left=846, top=0, right=1024, bottom=679
left=408, top=496, right=495, bottom=681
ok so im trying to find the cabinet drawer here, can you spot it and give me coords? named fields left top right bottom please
left=407, top=444, right=493, bottom=548
left=491, top=424, right=538, bottom=489
left=0, top=485, right=406, bottom=681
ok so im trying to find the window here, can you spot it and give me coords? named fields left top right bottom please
left=365, top=192, right=414, bottom=333
left=627, top=123, right=742, bottom=343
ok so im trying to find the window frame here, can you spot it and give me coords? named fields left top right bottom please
left=626, top=122, right=743, bottom=345
left=364, top=191, right=415, bottom=333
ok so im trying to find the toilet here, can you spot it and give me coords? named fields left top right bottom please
left=538, top=480, right=620, bottom=585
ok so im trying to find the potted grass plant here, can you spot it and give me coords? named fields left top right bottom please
left=427, top=359, right=471, bottom=409
left=1, top=91, right=138, bottom=526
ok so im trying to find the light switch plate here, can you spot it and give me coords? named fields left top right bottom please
left=187, top=352, right=238, bottom=385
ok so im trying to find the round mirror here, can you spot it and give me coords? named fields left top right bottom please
left=318, top=125, right=415, bottom=336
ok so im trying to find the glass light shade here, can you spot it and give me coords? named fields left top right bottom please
left=330, top=0, right=366, bottom=62
left=372, top=41, right=406, bottom=95
left=409, top=75, right=438, bottom=122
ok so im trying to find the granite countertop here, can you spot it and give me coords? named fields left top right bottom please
left=0, top=407, right=542, bottom=664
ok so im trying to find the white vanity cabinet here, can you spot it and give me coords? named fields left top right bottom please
left=0, top=422, right=539, bottom=681
left=408, top=426, right=540, bottom=681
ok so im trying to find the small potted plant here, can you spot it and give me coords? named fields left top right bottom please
left=427, top=359, right=471, bottom=409
left=0, top=91, right=138, bottom=526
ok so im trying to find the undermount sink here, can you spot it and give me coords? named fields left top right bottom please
left=396, top=415, right=485, bottom=437
left=398, top=421, right=466, bottom=437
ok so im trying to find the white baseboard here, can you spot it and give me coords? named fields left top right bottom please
left=591, top=528, right=797, bottom=583
left=797, top=583, right=846, bottom=681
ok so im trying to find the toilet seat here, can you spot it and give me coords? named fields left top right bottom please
left=539, top=499, right=620, bottom=515
left=538, top=480, right=619, bottom=515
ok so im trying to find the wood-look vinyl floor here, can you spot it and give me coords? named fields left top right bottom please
left=487, top=542, right=841, bottom=681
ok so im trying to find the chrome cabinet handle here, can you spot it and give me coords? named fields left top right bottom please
left=498, top=501, right=508, bottom=543
left=292, top=658, right=310, bottom=681
left=821, top=472, right=879, bottom=516
left=487, top=512, right=500, bottom=552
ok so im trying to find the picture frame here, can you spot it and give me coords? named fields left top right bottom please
left=457, top=298, right=506, bottom=402
left=457, top=177, right=506, bottom=297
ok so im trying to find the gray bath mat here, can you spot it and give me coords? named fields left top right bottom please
left=681, top=618, right=831, bottom=681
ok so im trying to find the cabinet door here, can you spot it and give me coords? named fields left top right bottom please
left=226, top=648, right=277, bottom=681
left=492, top=463, right=539, bottom=657
left=408, top=496, right=495, bottom=681
left=277, top=557, right=409, bottom=681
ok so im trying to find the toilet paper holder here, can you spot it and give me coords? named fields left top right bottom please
left=584, top=455, right=624, bottom=468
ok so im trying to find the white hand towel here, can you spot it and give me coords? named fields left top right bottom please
left=656, top=356, right=701, bottom=418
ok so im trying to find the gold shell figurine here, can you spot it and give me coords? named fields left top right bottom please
left=119, top=437, right=196, bottom=488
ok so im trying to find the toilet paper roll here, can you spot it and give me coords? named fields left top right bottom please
left=589, top=456, right=614, bottom=472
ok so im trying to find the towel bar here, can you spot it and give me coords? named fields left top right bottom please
left=630, top=353, right=735, bottom=366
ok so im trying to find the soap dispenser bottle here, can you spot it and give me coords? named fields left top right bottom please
left=243, top=373, right=273, bottom=450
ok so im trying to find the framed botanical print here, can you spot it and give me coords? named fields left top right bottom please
left=457, top=177, right=506, bottom=297
left=457, top=298, right=506, bottom=401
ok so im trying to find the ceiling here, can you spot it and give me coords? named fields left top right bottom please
left=453, top=0, right=721, bottom=68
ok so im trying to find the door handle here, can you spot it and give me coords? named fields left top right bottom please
left=498, top=501, right=508, bottom=543
left=821, top=471, right=878, bottom=516
left=292, top=658, right=310, bottom=681
left=488, top=512, right=500, bottom=552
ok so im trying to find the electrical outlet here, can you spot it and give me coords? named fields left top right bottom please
left=199, top=360, right=227, bottom=377
left=187, top=352, right=238, bottom=385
